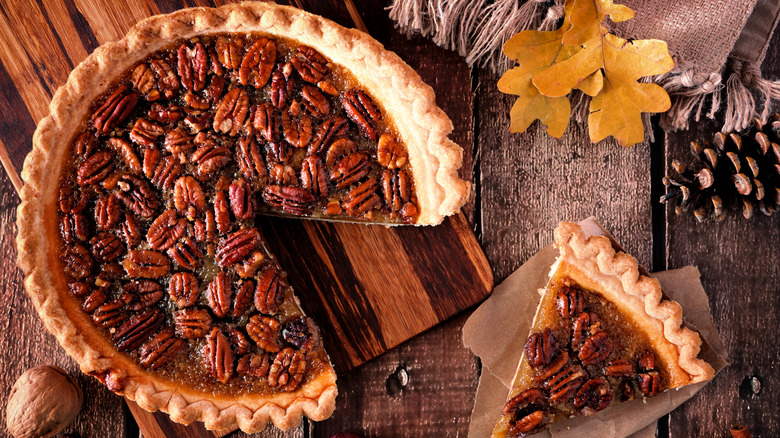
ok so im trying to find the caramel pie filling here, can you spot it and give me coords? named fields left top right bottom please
left=57, top=33, right=419, bottom=394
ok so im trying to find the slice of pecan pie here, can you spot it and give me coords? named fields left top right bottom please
left=492, top=222, right=714, bottom=437
left=16, top=2, right=469, bottom=434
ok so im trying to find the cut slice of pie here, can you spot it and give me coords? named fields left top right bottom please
left=16, top=2, right=469, bottom=434
left=492, top=222, right=714, bottom=437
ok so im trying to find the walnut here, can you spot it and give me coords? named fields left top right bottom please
left=6, top=365, right=82, bottom=438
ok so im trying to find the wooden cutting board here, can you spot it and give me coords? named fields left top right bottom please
left=0, top=0, right=492, bottom=436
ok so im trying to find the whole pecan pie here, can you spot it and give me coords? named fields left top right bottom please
left=492, top=223, right=715, bottom=437
left=16, top=3, right=469, bottom=433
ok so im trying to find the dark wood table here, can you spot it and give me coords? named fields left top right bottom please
left=0, top=1, right=777, bottom=437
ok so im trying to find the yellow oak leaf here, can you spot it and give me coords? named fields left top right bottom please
left=497, top=1, right=576, bottom=137
left=562, top=0, right=634, bottom=46
left=588, top=34, right=672, bottom=146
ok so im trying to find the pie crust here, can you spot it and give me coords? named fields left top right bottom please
left=16, top=2, right=468, bottom=433
left=492, top=222, right=714, bottom=437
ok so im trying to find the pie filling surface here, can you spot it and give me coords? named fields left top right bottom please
left=493, top=276, right=669, bottom=437
left=57, top=33, right=418, bottom=395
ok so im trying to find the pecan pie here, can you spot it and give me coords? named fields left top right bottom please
left=492, top=223, right=715, bottom=437
left=16, top=3, right=469, bottom=433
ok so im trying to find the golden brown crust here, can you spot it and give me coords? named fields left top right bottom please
left=552, top=221, right=714, bottom=385
left=5, top=1, right=473, bottom=432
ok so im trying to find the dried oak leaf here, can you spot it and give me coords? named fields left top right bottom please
left=497, top=0, right=578, bottom=138
left=531, top=0, right=673, bottom=147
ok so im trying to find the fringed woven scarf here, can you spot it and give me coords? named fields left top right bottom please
left=388, top=0, right=780, bottom=132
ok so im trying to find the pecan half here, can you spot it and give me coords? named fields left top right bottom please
left=139, top=328, right=185, bottom=370
left=174, top=176, right=207, bottom=219
left=216, top=36, right=242, bottom=70
left=116, top=174, right=160, bottom=218
left=143, top=149, right=182, bottom=191
left=237, top=353, right=271, bottom=378
left=232, top=280, right=255, bottom=317
left=638, top=351, right=656, bottom=371
left=167, top=237, right=203, bottom=270
left=90, top=232, right=124, bottom=263
left=131, top=63, right=159, bottom=101
left=270, top=164, right=298, bottom=186
left=239, top=37, right=276, bottom=88
left=82, top=287, right=106, bottom=313
left=229, top=179, right=254, bottom=220
left=178, top=42, right=208, bottom=92
left=310, top=116, right=349, bottom=156
left=525, top=328, right=556, bottom=368
left=73, top=132, right=97, bottom=158
left=255, top=266, right=285, bottom=315
left=574, top=377, right=612, bottom=414
left=247, top=314, right=281, bottom=352
left=236, top=135, right=268, bottom=180
left=94, top=194, right=121, bottom=231
left=282, top=316, right=319, bottom=353
left=545, top=364, right=587, bottom=404
left=174, top=308, right=212, bottom=339
left=93, top=85, right=138, bottom=134
left=203, top=75, right=225, bottom=103
left=214, top=190, right=231, bottom=234
left=251, top=102, right=277, bottom=142
left=207, top=271, right=233, bottom=318
left=60, top=210, right=90, bottom=243
left=164, top=127, right=196, bottom=154
left=77, top=151, right=114, bottom=186
left=184, top=91, right=209, bottom=110
left=534, top=351, right=569, bottom=383
left=92, top=299, right=127, bottom=328
left=324, top=137, right=356, bottom=168
left=194, top=210, right=217, bottom=243
left=147, top=210, right=187, bottom=250
left=224, top=326, right=250, bottom=356
left=342, top=89, right=380, bottom=141
left=148, top=58, right=180, bottom=99
left=282, top=108, right=312, bottom=148
left=113, top=308, right=163, bottom=352
left=169, top=272, right=199, bottom=308
left=121, top=280, right=164, bottom=311
left=270, top=63, right=295, bottom=109
left=268, top=348, right=306, bottom=392
left=578, top=331, right=613, bottom=365
left=266, top=141, right=292, bottom=164
left=191, top=132, right=231, bottom=178
left=63, top=244, right=94, bottom=279
left=148, top=103, right=185, bottom=123
left=344, top=178, right=381, bottom=218
left=300, top=156, right=328, bottom=198
left=377, top=134, right=408, bottom=169
left=331, top=152, right=370, bottom=189
left=122, top=250, right=170, bottom=279
left=216, top=228, right=261, bottom=267
left=108, top=138, right=142, bottom=174
left=262, top=185, right=315, bottom=216
left=556, top=285, right=584, bottom=319
left=204, top=327, right=234, bottom=384
left=502, top=388, right=548, bottom=437
left=98, top=262, right=124, bottom=282
left=301, top=84, right=330, bottom=117
left=291, top=46, right=329, bottom=83
left=129, top=119, right=165, bottom=148
left=572, top=312, right=600, bottom=350
left=605, top=359, right=635, bottom=377
left=382, top=169, right=412, bottom=212
left=68, top=281, right=92, bottom=299
left=213, top=87, right=249, bottom=136
left=637, top=371, right=661, bottom=396
left=317, top=79, right=338, bottom=96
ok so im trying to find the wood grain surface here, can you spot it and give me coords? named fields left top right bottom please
left=0, top=1, right=778, bottom=438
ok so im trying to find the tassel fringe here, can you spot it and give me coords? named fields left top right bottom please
left=388, top=0, right=780, bottom=134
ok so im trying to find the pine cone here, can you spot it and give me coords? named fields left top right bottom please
left=661, top=115, right=780, bottom=221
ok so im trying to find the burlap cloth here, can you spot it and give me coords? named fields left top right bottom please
left=389, top=0, right=780, bottom=132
